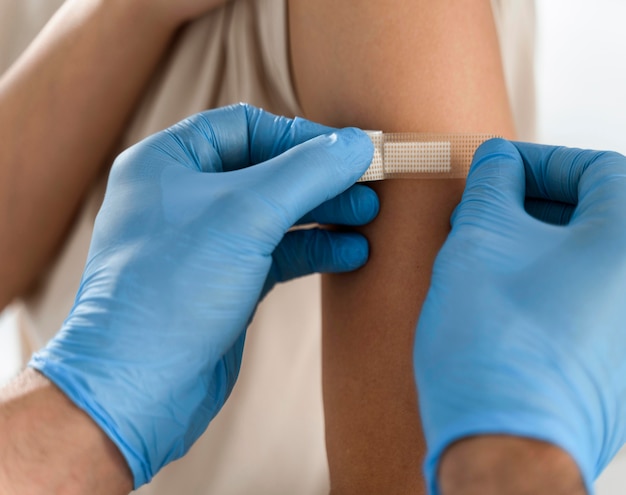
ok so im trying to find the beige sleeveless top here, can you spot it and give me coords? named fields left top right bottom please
left=0, top=1, right=536, bottom=493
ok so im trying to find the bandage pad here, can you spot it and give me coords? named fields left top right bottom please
left=358, top=131, right=499, bottom=181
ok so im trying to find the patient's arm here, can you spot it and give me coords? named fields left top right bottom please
left=288, top=1, right=516, bottom=493
left=0, top=0, right=226, bottom=310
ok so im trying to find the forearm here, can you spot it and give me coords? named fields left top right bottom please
left=0, top=369, right=132, bottom=495
left=289, top=1, right=515, bottom=493
left=0, top=0, right=181, bottom=308
left=439, top=436, right=585, bottom=495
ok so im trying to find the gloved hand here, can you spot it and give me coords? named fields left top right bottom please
left=414, top=138, right=626, bottom=494
left=30, top=104, right=378, bottom=487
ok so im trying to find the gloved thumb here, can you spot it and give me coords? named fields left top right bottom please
left=243, top=128, right=374, bottom=227
left=451, top=138, right=526, bottom=228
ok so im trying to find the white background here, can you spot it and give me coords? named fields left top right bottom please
left=1, top=0, right=626, bottom=491
left=537, top=0, right=626, bottom=154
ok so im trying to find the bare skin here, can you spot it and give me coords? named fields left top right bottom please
left=288, top=1, right=516, bottom=493
left=0, top=369, right=132, bottom=495
left=0, top=0, right=227, bottom=310
left=439, top=436, right=586, bottom=495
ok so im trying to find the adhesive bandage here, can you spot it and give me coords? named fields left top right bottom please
left=358, top=131, right=498, bottom=181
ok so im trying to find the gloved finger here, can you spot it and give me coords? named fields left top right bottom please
left=513, top=142, right=602, bottom=205
left=261, top=229, right=369, bottom=297
left=451, top=138, right=526, bottom=228
left=242, top=128, right=374, bottom=228
left=244, top=104, right=338, bottom=165
left=296, top=185, right=379, bottom=226
left=159, top=104, right=337, bottom=173
left=514, top=143, right=626, bottom=221
left=524, top=198, right=575, bottom=226
left=571, top=150, right=626, bottom=224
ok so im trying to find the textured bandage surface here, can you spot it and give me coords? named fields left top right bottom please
left=358, top=131, right=498, bottom=181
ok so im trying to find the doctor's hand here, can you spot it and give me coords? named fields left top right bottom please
left=29, top=104, right=377, bottom=488
left=414, top=139, right=626, bottom=495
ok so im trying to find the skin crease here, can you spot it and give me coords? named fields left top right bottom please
left=288, top=1, right=516, bottom=493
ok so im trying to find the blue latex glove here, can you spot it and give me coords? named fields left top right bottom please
left=29, top=104, right=378, bottom=487
left=414, top=138, right=626, bottom=494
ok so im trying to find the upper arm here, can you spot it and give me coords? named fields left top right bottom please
left=288, top=2, right=517, bottom=493
left=289, top=0, right=515, bottom=136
